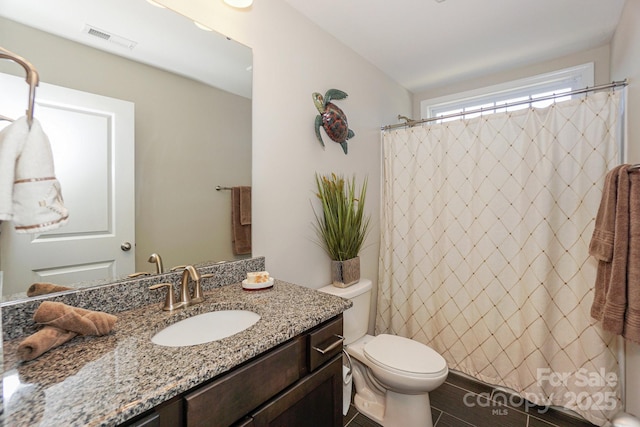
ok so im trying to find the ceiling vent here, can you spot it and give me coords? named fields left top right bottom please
left=83, top=25, right=137, bottom=50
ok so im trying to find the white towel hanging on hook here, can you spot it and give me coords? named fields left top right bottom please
left=0, top=117, right=68, bottom=232
left=0, top=47, right=68, bottom=232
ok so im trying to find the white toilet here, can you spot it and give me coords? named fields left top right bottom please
left=319, top=278, right=448, bottom=427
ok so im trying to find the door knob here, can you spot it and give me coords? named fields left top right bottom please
left=121, top=242, right=132, bottom=251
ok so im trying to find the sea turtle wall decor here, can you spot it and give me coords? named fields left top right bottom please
left=313, top=88, right=355, bottom=155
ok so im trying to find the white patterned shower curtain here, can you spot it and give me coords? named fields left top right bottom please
left=377, top=91, right=623, bottom=426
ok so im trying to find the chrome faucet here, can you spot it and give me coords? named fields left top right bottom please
left=148, top=253, right=164, bottom=274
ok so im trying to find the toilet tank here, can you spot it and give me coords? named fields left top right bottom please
left=318, top=278, right=372, bottom=345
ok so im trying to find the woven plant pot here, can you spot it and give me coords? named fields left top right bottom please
left=331, top=256, right=360, bottom=288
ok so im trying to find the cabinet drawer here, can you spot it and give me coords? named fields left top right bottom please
left=122, top=396, right=183, bottom=427
left=308, top=315, right=343, bottom=372
left=185, top=338, right=303, bottom=427
left=127, top=413, right=159, bottom=427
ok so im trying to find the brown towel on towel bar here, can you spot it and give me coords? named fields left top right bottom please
left=33, top=301, right=117, bottom=336
left=589, top=165, right=625, bottom=261
left=239, top=186, right=251, bottom=225
left=590, top=164, right=640, bottom=343
left=625, top=171, right=640, bottom=342
left=17, top=326, right=78, bottom=361
left=231, top=186, right=251, bottom=255
left=27, top=282, right=73, bottom=297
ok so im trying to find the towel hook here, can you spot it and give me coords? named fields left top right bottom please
left=0, top=46, right=40, bottom=128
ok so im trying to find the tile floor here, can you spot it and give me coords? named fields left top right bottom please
left=342, top=370, right=599, bottom=427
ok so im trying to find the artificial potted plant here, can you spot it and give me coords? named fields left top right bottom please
left=312, top=173, right=370, bottom=287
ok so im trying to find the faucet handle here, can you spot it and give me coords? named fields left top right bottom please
left=194, top=273, right=215, bottom=301
left=191, top=270, right=215, bottom=303
left=149, top=283, right=182, bottom=311
left=191, top=272, right=214, bottom=304
left=128, top=272, right=151, bottom=278
left=191, top=282, right=204, bottom=304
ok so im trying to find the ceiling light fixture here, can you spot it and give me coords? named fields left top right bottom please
left=223, top=0, right=253, bottom=8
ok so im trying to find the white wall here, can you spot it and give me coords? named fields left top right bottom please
left=159, top=0, right=411, bottom=299
left=611, top=0, right=640, bottom=417
left=413, top=44, right=611, bottom=115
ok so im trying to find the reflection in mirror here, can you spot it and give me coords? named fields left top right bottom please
left=0, top=0, right=252, bottom=301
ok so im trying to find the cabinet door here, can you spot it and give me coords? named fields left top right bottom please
left=250, top=354, right=342, bottom=427
left=185, top=338, right=303, bottom=427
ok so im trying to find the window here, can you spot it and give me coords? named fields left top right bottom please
left=420, top=63, right=594, bottom=123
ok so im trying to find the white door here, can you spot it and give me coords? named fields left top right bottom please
left=0, top=72, right=135, bottom=296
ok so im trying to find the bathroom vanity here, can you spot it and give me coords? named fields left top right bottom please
left=128, top=315, right=344, bottom=427
left=0, top=260, right=351, bottom=427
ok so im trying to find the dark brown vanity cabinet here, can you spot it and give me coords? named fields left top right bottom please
left=124, top=315, right=344, bottom=427
left=247, top=355, right=342, bottom=427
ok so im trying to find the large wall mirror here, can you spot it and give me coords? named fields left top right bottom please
left=0, top=0, right=253, bottom=301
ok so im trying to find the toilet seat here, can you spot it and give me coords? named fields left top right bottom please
left=364, top=334, right=447, bottom=378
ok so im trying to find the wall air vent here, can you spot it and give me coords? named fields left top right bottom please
left=83, top=25, right=137, bottom=50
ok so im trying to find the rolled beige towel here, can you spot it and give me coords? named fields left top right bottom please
left=17, top=326, right=78, bottom=361
left=33, top=301, right=117, bottom=336
left=27, top=282, right=73, bottom=297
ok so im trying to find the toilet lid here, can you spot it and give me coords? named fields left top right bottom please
left=364, top=334, right=447, bottom=375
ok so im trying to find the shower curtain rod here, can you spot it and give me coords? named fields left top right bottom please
left=381, top=79, right=628, bottom=131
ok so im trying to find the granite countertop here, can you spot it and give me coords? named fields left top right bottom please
left=1, top=280, right=351, bottom=427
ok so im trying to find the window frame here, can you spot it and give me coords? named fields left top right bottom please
left=420, top=63, right=595, bottom=122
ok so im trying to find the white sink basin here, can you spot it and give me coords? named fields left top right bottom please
left=151, top=310, right=260, bottom=347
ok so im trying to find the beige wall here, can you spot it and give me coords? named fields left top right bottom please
left=0, top=17, right=252, bottom=273
left=611, top=0, right=640, bottom=417
left=160, top=0, right=412, bottom=302
left=413, top=44, right=611, bottom=114
left=612, top=0, right=640, bottom=165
